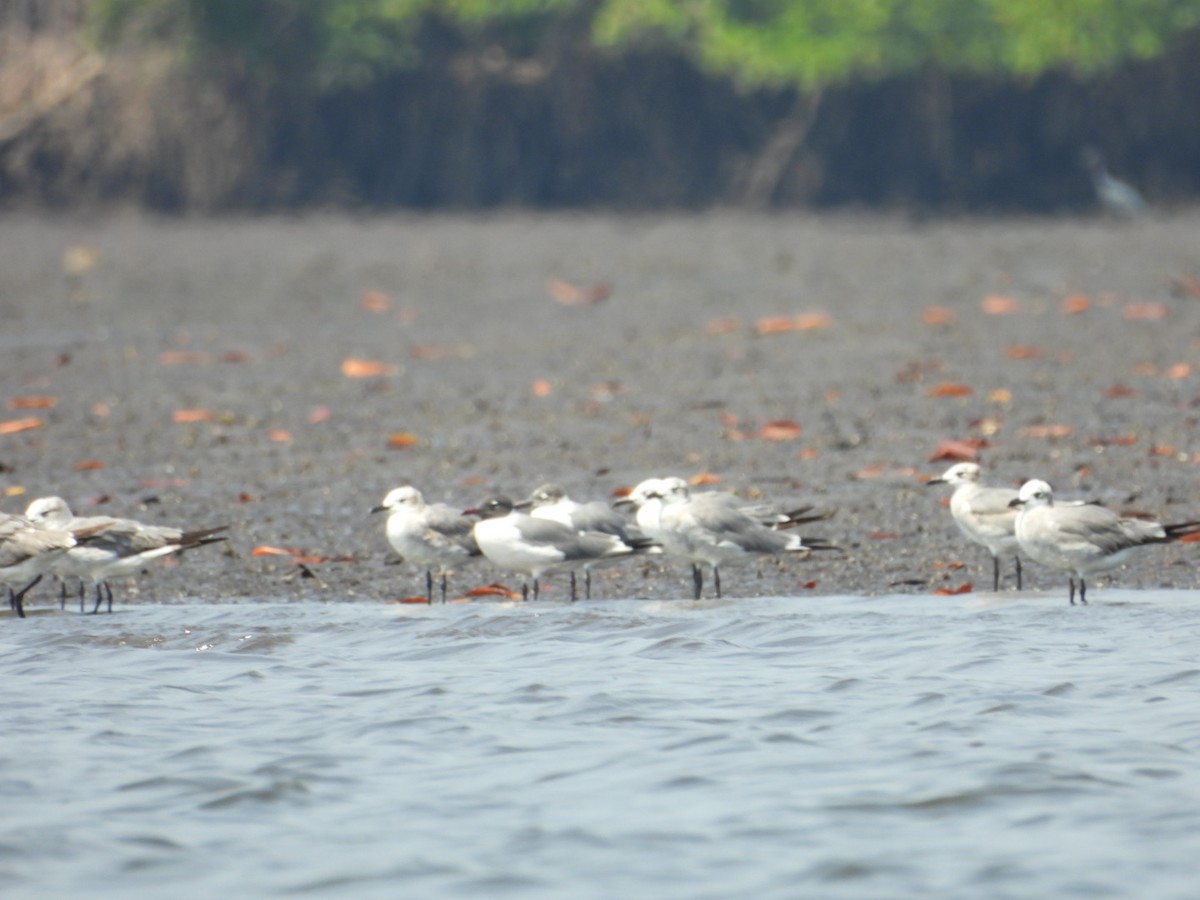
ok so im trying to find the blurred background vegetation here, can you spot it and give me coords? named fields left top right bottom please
left=2, top=0, right=1198, bottom=211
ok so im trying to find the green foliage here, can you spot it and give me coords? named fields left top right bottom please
left=85, top=0, right=1200, bottom=91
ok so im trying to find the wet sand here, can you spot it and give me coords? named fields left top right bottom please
left=3, top=210, right=1200, bottom=604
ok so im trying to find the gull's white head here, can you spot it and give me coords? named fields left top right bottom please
left=658, top=476, right=690, bottom=502
left=24, top=495, right=73, bottom=528
left=374, top=485, right=425, bottom=514
left=622, top=478, right=668, bottom=508
left=1014, top=479, right=1054, bottom=509
left=933, top=462, right=982, bottom=486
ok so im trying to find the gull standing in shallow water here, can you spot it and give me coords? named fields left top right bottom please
left=24, top=496, right=228, bottom=614
left=619, top=476, right=836, bottom=600
left=465, top=495, right=652, bottom=601
left=517, top=483, right=649, bottom=599
left=371, top=485, right=481, bottom=604
left=1010, top=479, right=1200, bottom=605
left=1, top=512, right=80, bottom=618
left=927, top=462, right=1024, bottom=591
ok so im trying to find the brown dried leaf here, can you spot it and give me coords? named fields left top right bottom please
left=933, top=582, right=973, bottom=596
left=1018, top=424, right=1073, bottom=438
left=1004, top=345, right=1043, bottom=360
left=758, top=420, right=802, bottom=441
left=1103, top=384, right=1138, bottom=398
left=0, top=417, right=44, bottom=435
left=928, top=439, right=984, bottom=462
left=72, top=459, right=104, bottom=471
left=982, top=295, right=1019, bottom=315
left=689, top=473, right=721, bottom=486
left=1123, top=302, right=1168, bottom=321
left=1061, top=294, right=1090, bottom=314
left=1163, top=363, right=1191, bottom=380
left=926, top=382, right=973, bottom=398
left=360, top=290, right=392, bottom=312
left=465, top=583, right=523, bottom=599
left=159, top=350, right=211, bottom=365
left=531, top=379, right=553, bottom=397
left=921, top=306, right=955, bottom=325
left=7, top=395, right=56, bottom=410
left=268, top=429, right=293, bottom=443
left=171, top=409, right=212, bottom=424
left=251, top=545, right=299, bottom=557
left=308, top=405, right=332, bottom=424
left=547, top=279, right=612, bottom=305
left=387, top=432, right=418, bottom=449
left=341, top=358, right=399, bottom=378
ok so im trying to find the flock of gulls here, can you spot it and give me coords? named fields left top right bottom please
left=3, top=463, right=1197, bottom=618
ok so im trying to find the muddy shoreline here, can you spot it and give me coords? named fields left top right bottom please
left=3, top=210, right=1200, bottom=606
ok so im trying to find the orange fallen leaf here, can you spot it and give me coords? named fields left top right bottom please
left=719, top=411, right=739, bottom=428
left=755, top=313, right=832, bottom=335
left=387, top=432, right=418, bottom=449
left=159, top=350, right=211, bottom=365
left=1061, top=294, right=1090, bottom=314
left=1005, top=345, right=1043, bottom=360
left=926, top=382, right=973, bottom=398
left=933, top=582, right=973, bottom=596
left=982, top=295, right=1019, bottom=315
left=72, top=459, right=104, bottom=471
left=220, top=350, right=252, bottom=364
left=171, top=409, right=212, bottom=424
left=341, top=358, right=399, bottom=378
left=797, top=447, right=820, bottom=460
left=706, top=317, right=740, bottom=335
left=466, top=583, right=523, bottom=599
left=1163, top=363, right=1191, bottom=380
left=91, top=402, right=111, bottom=417
left=1150, top=445, right=1176, bottom=456
left=794, top=312, right=832, bottom=330
left=869, top=531, right=897, bottom=540
left=1090, top=433, right=1137, bottom=447
left=799, top=580, right=818, bottom=590
left=268, top=429, right=293, bottom=443
left=1018, top=424, right=1073, bottom=438
left=547, top=279, right=612, bottom=305
left=689, top=473, right=721, bottom=486
left=1103, top=384, right=1138, bottom=398
left=308, top=405, right=331, bottom=424
left=759, top=420, right=801, bottom=441
left=1123, top=302, right=1168, bottom=321
left=928, top=439, right=984, bottom=462
left=531, top=379, right=553, bottom=397
left=251, top=545, right=299, bottom=557
left=921, top=306, right=955, bottom=325
left=855, top=463, right=886, bottom=479
left=611, top=486, right=633, bottom=498
left=393, top=596, right=433, bottom=604
left=1178, top=531, right=1200, bottom=543
left=238, top=492, right=255, bottom=502
left=7, top=395, right=56, bottom=410
left=4, top=486, right=26, bottom=497
left=360, top=290, right=392, bottom=313
left=987, top=388, right=1012, bottom=404
left=1131, top=363, right=1158, bottom=376
left=0, top=416, right=44, bottom=435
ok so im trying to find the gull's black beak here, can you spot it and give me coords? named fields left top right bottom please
left=369, top=505, right=387, bottom=514
left=1008, top=498, right=1023, bottom=509
left=925, top=477, right=945, bottom=487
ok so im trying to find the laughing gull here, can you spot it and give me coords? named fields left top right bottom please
left=371, top=485, right=481, bottom=604
left=465, top=495, right=651, bottom=601
left=927, top=462, right=1023, bottom=591
left=517, top=482, right=649, bottom=599
left=1, top=512, right=80, bottom=618
left=1010, top=479, right=1200, bottom=604
left=24, top=496, right=228, bottom=614
left=619, top=476, right=836, bottom=600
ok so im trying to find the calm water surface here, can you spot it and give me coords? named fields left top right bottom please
left=3, top=591, right=1200, bottom=898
